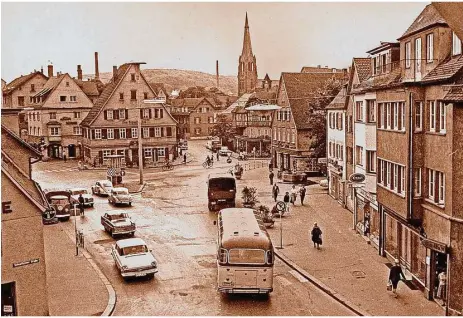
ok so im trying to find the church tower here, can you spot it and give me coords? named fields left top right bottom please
left=238, top=13, right=258, bottom=96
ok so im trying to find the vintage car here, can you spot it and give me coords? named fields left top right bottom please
left=108, top=187, right=133, bottom=206
left=101, top=211, right=136, bottom=237
left=319, top=179, right=329, bottom=188
left=92, top=180, right=113, bottom=196
left=111, top=238, right=158, bottom=279
left=218, top=146, right=232, bottom=156
left=43, top=190, right=72, bottom=221
left=69, top=188, right=94, bottom=208
left=207, top=172, right=236, bottom=211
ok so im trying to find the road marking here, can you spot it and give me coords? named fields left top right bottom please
left=289, top=269, right=309, bottom=283
left=275, top=275, right=293, bottom=287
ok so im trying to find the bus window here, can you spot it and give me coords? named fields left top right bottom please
left=266, top=250, right=274, bottom=265
left=218, top=248, right=228, bottom=264
left=228, top=249, right=266, bottom=265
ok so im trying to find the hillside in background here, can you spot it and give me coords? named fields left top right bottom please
left=84, top=68, right=238, bottom=95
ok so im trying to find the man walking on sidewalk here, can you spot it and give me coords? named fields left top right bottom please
left=311, top=222, right=322, bottom=249
left=269, top=171, right=274, bottom=185
left=283, top=191, right=290, bottom=214
left=272, top=184, right=280, bottom=202
left=183, top=153, right=187, bottom=164
left=216, top=151, right=219, bottom=161
left=299, top=185, right=306, bottom=205
left=388, top=259, right=406, bottom=298
left=290, top=185, right=298, bottom=205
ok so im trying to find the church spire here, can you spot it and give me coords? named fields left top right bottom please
left=242, top=12, right=253, bottom=56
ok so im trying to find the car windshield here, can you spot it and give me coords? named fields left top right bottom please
left=71, top=189, right=88, bottom=195
left=228, top=249, right=266, bottom=265
left=110, top=213, right=129, bottom=221
left=115, top=190, right=128, bottom=195
left=122, top=245, right=148, bottom=255
left=209, top=178, right=235, bottom=190
left=51, top=198, right=68, bottom=205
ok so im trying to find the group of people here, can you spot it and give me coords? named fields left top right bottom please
left=272, top=184, right=307, bottom=206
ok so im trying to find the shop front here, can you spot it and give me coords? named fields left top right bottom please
left=355, top=188, right=379, bottom=247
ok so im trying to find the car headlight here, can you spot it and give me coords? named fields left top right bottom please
left=58, top=205, right=63, bottom=211
left=151, top=261, right=157, bottom=267
left=122, top=265, right=128, bottom=271
left=64, top=208, right=69, bottom=212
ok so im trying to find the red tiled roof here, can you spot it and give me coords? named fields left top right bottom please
left=443, top=85, right=463, bottom=102
left=3, top=72, right=48, bottom=95
left=148, top=82, right=169, bottom=97
left=422, top=55, right=463, bottom=83
left=353, top=58, right=372, bottom=82
left=433, top=3, right=463, bottom=41
left=399, top=4, right=447, bottom=40
left=81, top=63, right=132, bottom=126
left=75, top=79, right=100, bottom=97
left=301, top=66, right=345, bottom=74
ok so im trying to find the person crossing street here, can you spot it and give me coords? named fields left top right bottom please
left=299, top=185, right=307, bottom=205
left=269, top=171, right=274, bottom=185
left=272, top=184, right=280, bottom=202
left=290, top=185, right=298, bottom=205
left=388, top=259, right=406, bottom=298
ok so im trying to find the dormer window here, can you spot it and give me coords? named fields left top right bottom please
left=452, top=32, right=462, bottom=56
left=405, top=42, right=411, bottom=68
left=131, top=74, right=136, bottom=82
left=426, top=33, right=434, bottom=63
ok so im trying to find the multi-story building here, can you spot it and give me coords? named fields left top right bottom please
left=1, top=116, right=49, bottom=316
left=2, top=69, right=48, bottom=108
left=26, top=68, right=95, bottom=159
left=372, top=5, right=463, bottom=313
left=271, top=72, right=346, bottom=173
left=80, top=62, right=178, bottom=167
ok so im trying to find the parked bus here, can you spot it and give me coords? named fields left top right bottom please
left=216, top=208, right=274, bottom=295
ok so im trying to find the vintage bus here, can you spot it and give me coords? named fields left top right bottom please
left=216, top=208, right=274, bottom=295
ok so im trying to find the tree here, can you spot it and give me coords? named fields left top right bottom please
left=210, top=114, right=236, bottom=147
left=306, top=77, right=344, bottom=158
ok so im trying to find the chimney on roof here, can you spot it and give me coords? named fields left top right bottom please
left=94, top=52, right=100, bottom=80
left=77, top=65, right=83, bottom=80
left=317, top=65, right=321, bottom=68
left=47, top=64, right=53, bottom=77
left=216, top=60, right=219, bottom=89
left=325, top=65, right=328, bottom=68
left=113, top=65, right=118, bottom=80
left=41, top=66, right=44, bottom=74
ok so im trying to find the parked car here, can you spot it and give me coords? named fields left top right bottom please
left=69, top=188, right=94, bottom=208
left=108, top=187, right=132, bottom=206
left=319, top=179, right=329, bottom=188
left=101, top=211, right=136, bottom=237
left=92, top=180, right=113, bottom=196
left=218, top=146, right=232, bottom=156
left=43, top=190, right=72, bottom=221
left=111, top=238, right=158, bottom=279
left=179, top=139, right=188, bottom=150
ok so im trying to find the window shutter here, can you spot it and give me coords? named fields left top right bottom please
left=166, top=127, right=172, bottom=137
left=91, top=129, right=95, bottom=140
left=165, top=147, right=169, bottom=158
left=98, top=150, right=103, bottom=160
left=149, top=128, right=155, bottom=137
left=140, top=109, right=143, bottom=119
left=125, top=109, right=128, bottom=119
left=115, top=129, right=119, bottom=139
left=102, top=129, right=107, bottom=139
left=160, top=109, right=164, bottom=118
left=161, top=127, right=165, bottom=137
left=154, top=148, right=158, bottom=161
left=114, top=110, right=119, bottom=120
left=155, top=109, right=159, bottom=118
left=104, top=110, right=107, bottom=120
left=149, top=109, right=152, bottom=119
left=128, top=128, right=132, bottom=139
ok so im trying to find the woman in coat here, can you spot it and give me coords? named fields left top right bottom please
left=311, top=222, right=322, bottom=249
left=388, top=259, right=406, bottom=297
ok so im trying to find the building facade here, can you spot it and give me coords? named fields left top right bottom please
left=2, top=71, right=48, bottom=108
left=80, top=62, right=178, bottom=167
left=238, top=13, right=258, bottom=96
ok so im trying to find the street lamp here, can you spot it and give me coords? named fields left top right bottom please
left=73, top=203, right=79, bottom=256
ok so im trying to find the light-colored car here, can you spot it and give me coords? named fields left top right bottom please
left=92, top=180, right=113, bottom=196
left=69, top=188, right=94, bottom=208
left=319, top=179, right=329, bottom=188
left=111, top=238, right=158, bottom=279
left=108, top=187, right=133, bottom=206
left=219, top=146, right=231, bottom=156
left=101, top=211, right=135, bottom=237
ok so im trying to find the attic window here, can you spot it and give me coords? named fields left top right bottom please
left=60, top=96, right=67, bottom=102
left=119, top=93, right=124, bottom=100
left=144, top=92, right=148, bottom=100
left=66, top=81, right=70, bottom=87
left=131, top=74, right=136, bottom=82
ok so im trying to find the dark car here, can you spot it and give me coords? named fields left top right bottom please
left=43, top=190, right=72, bottom=221
left=207, top=173, right=236, bottom=211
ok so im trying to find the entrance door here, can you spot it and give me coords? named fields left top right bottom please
left=1, top=282, right=17, bottom=316
left=68, top=144, right=76, bottom=158
left=415, top=38, right=422, bottom=81
left=433, top=252, right=447, bottom=302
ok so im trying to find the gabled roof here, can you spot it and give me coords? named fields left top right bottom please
left=222, top=93, right=254, bottom=114
left=3, top=72, right=48, bottom=95
left=149, top=82, right=169, bottom=97
left=74, top=79, right=101, bottom=97
left=33, top=74, right=66, bottom=100
left=1, top=124, right=42, bottom=157
left=366, top=42, right=399, bottom=55
left=80, top=63, right=133, bottom=126
left=301, top=66, right=345, bottom=74
left=326, top=85, right=348, bottom=110
left=352, top=66, right=402, bottom=92
left=398, top=4, right=447, bottom=40
left=353, top=58, right=372, bottom=83
left=421, top=55, right=463, bottom=83
left=432, top=2, right=463, bottom=40
left=443, top=85, right=463, bottom=102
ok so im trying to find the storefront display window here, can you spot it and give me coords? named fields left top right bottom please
left=411, top=233, right=426, bottom=284
left=385, top=213, right=398, bottom=257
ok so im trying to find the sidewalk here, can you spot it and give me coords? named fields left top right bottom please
left=241, top=167, right=443, bottom=316
left=43, top=223, right=111, bottom=316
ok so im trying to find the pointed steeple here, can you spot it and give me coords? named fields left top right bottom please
left=242, top=12, right=253, bottom=56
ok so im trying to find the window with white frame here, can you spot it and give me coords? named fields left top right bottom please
left=119, top=109, right=126, bottom=119
left=414, top=168, right=421, bottom=197
left=393, top=164, right=399, bottom=191
left=387, top=162, right=392, bottom=187
left=393, top=102, right=399, bottom=129
left=143, top=109, right=150, bottom=119
left=426, top=33, right=434, bottom=63
left=400, top=102, right=405, bottom=131
left=95, top=129, right=102, bottom=139
left=386, top=103, right=392, bottom=128
left=415, top=102, right=422, bottom=131
left=50, top=112, right=57, bottom=120
left=143, top=127, right=149, bottom=138
left=452, top=31, right=462, bottom=56
left=367, top=100, right=376, bottom=123
left=131, top=128, right=138, bottom=138
left=400, top=166, right=406, bottom=195
left=378, top=160, right=385, bottom=183
left=50, top=127, right=60, bottom=136
left=429, top=101, right=436, bottom=132
left=144, top=148, right=152, bottom=158
left=73, top=111, right=81, bottom=119
left=366, top=151, right=376, bottom=173
left=355, top=146, right=363, bottom=166
left=70, top=96, right=77, bottom=102
left=157, top=148, right=165, bottom=157
left=405, top=42, right=411, bottom=68
left=377, top=159, right=406, bottom=195
left=428, top=169, right=435, bottom=200
left=107, top=110, right=113, bottom=120
left=439, top=102, right=446, bottom=133
left=438, top=171, right=445, bottom=204
left=120, top=128, right=126, bottom=139
left=194, top=117, right=200, bottom=124
left=355, top=101, right=364, bottom=121
left=73, top=126, right=82, bottom=135
left=107, top=128, right=114, bottom=139
left=102, top=150, right=111, bottom=159
left=155, top=127, right=161, bottom=137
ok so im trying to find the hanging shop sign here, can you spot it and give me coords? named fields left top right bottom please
left=349, top=173, right=366, bottom=183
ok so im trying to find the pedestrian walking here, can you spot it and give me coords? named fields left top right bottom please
left=311, top=222, right=322, bottom=249
left=272, top=184, right=280, bottom=202
left=63, top=154, right=67, bottom=162
left=269, top=171, right=274, bottom=185
left=299, top=185, right=306, bottom=205
left=437, top=271, right=447, bottom=303
left=78, top=194, right=85, bottom=216
left=183, top=153, right=187, bottom=164
left=211, top=155, right=214, bottom=164
left=290, top=185, right=298, bottom=205
left=388, top=259, right=406, bottom=298
left=216, top=151, right=219, bottom=161
left=283, top=191, right=290, bottom=214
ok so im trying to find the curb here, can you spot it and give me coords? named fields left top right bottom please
left=274, top=249, right=370, bottom=316
left=128, top=182, right=147, bottom=194
left=60, top=223, right=117, bottom=316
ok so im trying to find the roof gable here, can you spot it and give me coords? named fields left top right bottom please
left=399, top=4, right=447, bottom=40
left=3, top=72, right=48, bottom=95
left=353, top=58, right=372, bottom=83
left=40, top=73, right=94, bottom=108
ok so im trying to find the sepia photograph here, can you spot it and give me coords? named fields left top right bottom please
left=1, top=1, right=463, bottom=316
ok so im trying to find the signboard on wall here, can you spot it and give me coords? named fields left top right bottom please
left=349, top=173, right=366, bottom=183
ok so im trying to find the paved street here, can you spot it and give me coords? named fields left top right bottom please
left=32, top=140, right=354, bottom=316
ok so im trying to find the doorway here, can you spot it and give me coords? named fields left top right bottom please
left=433, top=252, right=447, bottom=305
left=1, top=282, right=17, bottom=316
left=68, top=144, right=76, bottom=158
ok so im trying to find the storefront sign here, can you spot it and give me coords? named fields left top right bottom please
left=349, top=173, right=365, bottom=183
left=357, top=188, right=376, bottom=204
left=13, top=258, right=39, bottom=268
left=421, top=238, right=448, bottom=254
left=3, top=305, right=13, bottom=313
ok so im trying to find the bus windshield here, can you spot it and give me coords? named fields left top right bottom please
left=228, top=249, right=266, bottom=265
left=209, top=178, right=235, bottom=190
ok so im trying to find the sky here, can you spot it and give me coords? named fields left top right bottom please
left=1, top=2, right=428, bottom=82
